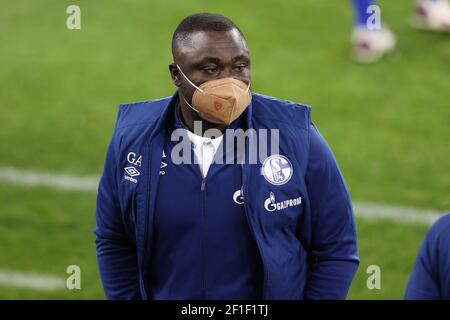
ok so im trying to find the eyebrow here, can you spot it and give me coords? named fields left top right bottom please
left=193, top=54, right=250, bottom=67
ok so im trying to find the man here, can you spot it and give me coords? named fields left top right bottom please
left=95, top=13, right=359, bottom=300
left=405, top=213, right=450, bottom=299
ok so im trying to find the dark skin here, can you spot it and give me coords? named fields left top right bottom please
left=169, top=28, right=251, bottom=135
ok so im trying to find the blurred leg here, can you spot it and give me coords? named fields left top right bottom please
left=352, top=0, right=378, bottom=26
left=350, top=0, right=396, bottom=63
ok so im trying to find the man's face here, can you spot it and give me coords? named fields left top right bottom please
left=170, top=28, right=251, bottom=116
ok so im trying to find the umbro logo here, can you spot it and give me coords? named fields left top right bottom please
left=124, top=166, right=140, bottom=177
left=124, top=166, right=139, bottom=184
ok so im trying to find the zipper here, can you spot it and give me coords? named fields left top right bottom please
left=200, top=177, right=207, bottom=298
left=201, top=178, right=206, bottom=191
left=242, top=167, right=269, bottom=300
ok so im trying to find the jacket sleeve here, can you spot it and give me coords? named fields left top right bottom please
left=304, top=123, right=359, bottom=300
left=94, top=121, right=141, bottom=299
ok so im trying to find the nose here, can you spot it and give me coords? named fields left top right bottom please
left=219, top=67, right=249, bottom=85
left=220, top=67, right=234, bottom=79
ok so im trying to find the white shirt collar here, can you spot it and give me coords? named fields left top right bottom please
left=186, top=130, right=223, bottom=152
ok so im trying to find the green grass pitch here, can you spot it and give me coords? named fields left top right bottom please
left=0, top=0, right=448, bottom=299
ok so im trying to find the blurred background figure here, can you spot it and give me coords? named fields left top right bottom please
left=405, top=213, right=450, bottom=300
left=351, top=0, right=450, bottom=63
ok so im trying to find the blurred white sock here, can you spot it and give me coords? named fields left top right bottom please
left=411, top=0, right=450, bottom=31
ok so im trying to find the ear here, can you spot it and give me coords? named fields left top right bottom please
left=169, top=63, right=181, bottom=87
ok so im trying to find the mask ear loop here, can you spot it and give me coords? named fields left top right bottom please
left=176, top=64, right=203, bottom=113
left=182, top=96, right=200, bottom=113
left=245, top=81, right=251, bottom=93
left=176, top=64, right=205, bottom=93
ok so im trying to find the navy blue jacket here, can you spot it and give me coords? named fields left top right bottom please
left=94, top=92, right=359, bottom=300
left=405, top=213, right=450, bottom=300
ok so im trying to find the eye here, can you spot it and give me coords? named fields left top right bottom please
left=235, top=64, right=247, bottom=72
left=202, top=66, right=218, bottom=74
